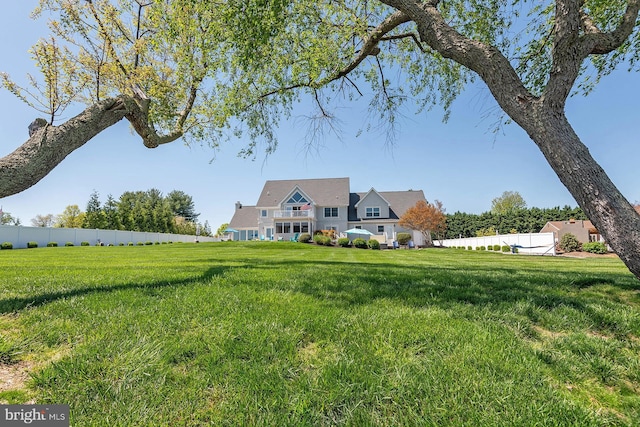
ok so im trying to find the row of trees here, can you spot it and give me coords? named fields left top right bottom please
left=29, top=189, right=212, bottom=236
left=396, top=192, right=594, bottom=244
left=445, top=206, right=588, bottom=239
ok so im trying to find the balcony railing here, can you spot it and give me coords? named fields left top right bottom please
left=273, top=210, right=314, bottom=218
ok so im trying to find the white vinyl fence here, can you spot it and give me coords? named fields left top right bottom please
left=435, top=232, right=556, bottom=255
left=0, top=225, right=217, bottom=249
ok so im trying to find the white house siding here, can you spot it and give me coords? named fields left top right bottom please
left=315, top=205, right=349, bottom=234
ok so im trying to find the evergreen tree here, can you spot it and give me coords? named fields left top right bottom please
left=83, top=190, right=106, bottom=229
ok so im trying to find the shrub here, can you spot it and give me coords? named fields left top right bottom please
left=467, top=246, right=473, bottom=251
left=118, top=242, right=125, bottom=246
left=145, top=241, right=153, bottom=246
left=353, top=238, right=368, bottom=249
left=396, top=233, right=412, bottom=245
left=367, top=239, right=380, bottom=250
left=81, top=241, right=90, bottom=246
left=476, top=246, right=486, bottom=251
left=65, top=242, right=74, bottom=247
left=1, top=242, right=13, bottom=250
left=501, top=245, right=511, bottom=252
left=559, top=233, right=581, bottom=253
left=128, top=242, right=134, bottom=246
left=582, top=241, right=607, bottom=254
left=338, top=238, right=350, bottom=247
left=313, top=235, right=332, bottom=246
left=27, top=241, right=38, bottom=248
left=47, top=242, right=58, bottom=247
left=493, top=244, right=501, bottom=251
left=298, top=233, right=312, bottom=243
left=137, top=242, right=144, bottom=246
left=154, top=241, right=160, bottom=245
left=486, top=245, right=493, bottom=251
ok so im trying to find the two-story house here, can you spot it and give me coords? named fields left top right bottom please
left=228, top=177, right=429, bottom=245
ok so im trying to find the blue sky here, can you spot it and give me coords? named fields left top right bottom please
left=1, top=1, right=638, bottom=231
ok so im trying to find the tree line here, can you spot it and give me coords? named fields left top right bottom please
left=27, top=189, right=212, bottom=236
left=445, top=205, right=588, bottom=239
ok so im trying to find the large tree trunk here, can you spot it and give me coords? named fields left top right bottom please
left=522, top=108, right=640, bottom=278
left=0, top=97, right=129, bottom=198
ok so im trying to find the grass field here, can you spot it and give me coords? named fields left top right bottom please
left=1, top=242, right=639, bottom=426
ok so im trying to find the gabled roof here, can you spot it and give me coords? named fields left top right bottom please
left=354, top=188, right=391, bottom=208
left=229, top=205, right=258, bottom=229
left=256, top=177, right=351, bottom=207
left=540, top=219, right=598, bottom=233
left=348, top=189, right=427, bottom=221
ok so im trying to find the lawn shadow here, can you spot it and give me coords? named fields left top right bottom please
left=0, top=266, right=228, bottom=314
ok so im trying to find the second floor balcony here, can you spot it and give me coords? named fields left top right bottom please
left=273, top=209, right=314, bottom=218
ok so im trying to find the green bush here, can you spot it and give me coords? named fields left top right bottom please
left=493, top=244, right=501, bottom=251
left=467, top=246, right=473, bottom=251
left=559, top=233, right=581, bottom=253
left=367, top=239, right=380, bottom=250
left=81, top=241, right=90, bottom=246
left=396, top=233, right=412, bottom=245
left=1, top=242, right=13, bottom=250
left=118, top=242, right=125, bottom=246
left=47, top=242, right=58, bottom=247
left=137, top=242, right=145, bottom=246
left=65, top=242, right=74, bottom=247
left=476, top=246, right=486, bottom=251
left=582, top=241, right=607, bottom=254
left=501, top=245, right=511, bottom=252
left=27, top=241, right=38, bottom=249
left=298, top=233, right=312, bottom=243
left=128, top=242, right=134, bottom=246
left=337, top=238, right=350, bottom=247
left=145, top=241, right=153, bottom=246
left=353, top=238, right=368, bottom=249
left=313, top=235, right=332, bottom=246
left=154, top=241, right=160, bottom=245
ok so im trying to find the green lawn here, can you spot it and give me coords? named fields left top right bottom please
left=1, top=242, right=639, bottom=426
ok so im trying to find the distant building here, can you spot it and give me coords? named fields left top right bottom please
left=229, top=177, right=428, bottom=245
left=540, top=218, right=604, bottom=244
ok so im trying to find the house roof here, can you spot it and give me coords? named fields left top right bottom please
left=348, top=189, right=427, bottom=221
left=229, top=205, right=258, bottom=229
left=540, top=219, right=597, bottom=234
left=256, top=177, right=351, bottom=207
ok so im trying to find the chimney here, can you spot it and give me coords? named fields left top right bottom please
left=235, top=201, right=242, bottom=210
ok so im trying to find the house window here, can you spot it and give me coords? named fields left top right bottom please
left=324, top=207, right=339, bottom=217
left=286, top=191, right=308, bottom=204
left=378, top=225, right=384, bottom=233
left=366, top=207, right=380, bottom=217
left=276, top=222, right=292, bottom=233
left=261, top=210, right=267, bottom=217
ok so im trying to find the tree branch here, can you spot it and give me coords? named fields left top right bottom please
left=543, top=0, right=584, bottom=106
left=379, top=0, right=536, bottom=122
left=582, top=0, right=640, bottom=54
left=0, top=97, right=128, bottom=198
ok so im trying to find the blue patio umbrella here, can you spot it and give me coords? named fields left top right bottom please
left=344, top=228, right=374, bottom=240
